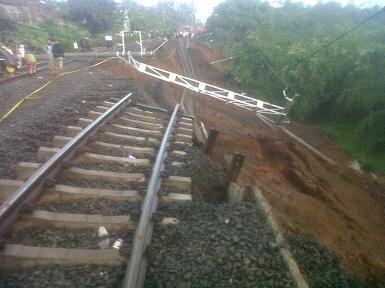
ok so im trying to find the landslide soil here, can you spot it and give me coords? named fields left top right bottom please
left=103, top=40, right=385, bottom=285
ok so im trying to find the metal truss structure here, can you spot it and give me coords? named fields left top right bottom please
left=117, top=52, right=287, bottom=122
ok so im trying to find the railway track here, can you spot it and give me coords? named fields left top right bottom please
left=0, top=93, right=194, bottom=287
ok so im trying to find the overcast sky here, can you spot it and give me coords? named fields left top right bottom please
left=126, top=0, right=384, bottom=22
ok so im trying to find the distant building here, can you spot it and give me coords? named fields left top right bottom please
left=0, top=0, right=41, bottom=23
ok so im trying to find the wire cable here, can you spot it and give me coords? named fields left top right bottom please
left=260, top=6, right=385, bottom=89
left=254, top=48, right=289, bottom=88
left=288, top=7, right=384, bottom=72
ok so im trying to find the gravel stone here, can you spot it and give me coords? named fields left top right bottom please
left=0, top=264, right=125, bottom=287
left=34, top=198, right=142, bottom=216
left=4, top=226, right=133, bottom=254
left=287, top=235, right=370, bottom=288
left=0, top=62, right=135, bottom=179
left=145, top=202, right=297, bottom=287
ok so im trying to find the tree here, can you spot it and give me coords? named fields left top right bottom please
left=206, top=0, right=385, bottom=172
left=67, top=0, right=118, bottom=34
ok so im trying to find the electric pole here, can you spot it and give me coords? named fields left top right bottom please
left=124, top=0, right=131, bottom=32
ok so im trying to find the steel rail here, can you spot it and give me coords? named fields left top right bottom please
left=0, top=93, right=133, bottom=235
left=177, top=38, right=193, bottom=116
left=177, top=38, right=207, bottom=144
left=122, top=104, right=180, bottom=288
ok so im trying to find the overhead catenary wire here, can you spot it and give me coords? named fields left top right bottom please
left=253, top=48, right=289, bottom=88
left=289, top=7, right=384, bottom=72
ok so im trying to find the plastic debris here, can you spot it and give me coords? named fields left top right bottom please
left=128, top=154, right=136, bottom=160
left=160, top=217, right=179, bottom=225
left=112, top=239, right=123, bottom=250
left=98, top=226, right=109, bottom=238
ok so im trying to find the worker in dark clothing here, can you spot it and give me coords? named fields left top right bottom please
left=84, top=38, right=91, bottom=52
left=52, top=41, right=64, bottom=74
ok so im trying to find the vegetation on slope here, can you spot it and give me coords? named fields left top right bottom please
left=206, top=0, right=385, bottom=174
left=2, top=0, right=195, bottom=50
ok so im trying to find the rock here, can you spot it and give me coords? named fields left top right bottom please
left=349, top=160, right=363, bottom=173
left=370, top=173, right=377, bottom=180
left=98, top=238, right=110, bottom=249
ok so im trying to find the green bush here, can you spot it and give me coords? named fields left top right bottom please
left=12, top=18, right=90, bottom=52
left=356, top=110, right=385, bottom=154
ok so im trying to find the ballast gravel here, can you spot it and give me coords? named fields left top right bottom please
left=287, top=236, right=369, bottom=288
left=96, top=133, right=160, bottom=148
left=4, top=226, right=133, bottom=255
left=57, top=178, right=147, bottom=191
left=34, top=197, right=142, bottom=216
left=0, top=264, right=125, bottom=287
left=0, top=64, right=135, bottom=179
left=73, top=162, right=152, bottom=175
left=145, top=202, right=297, bottom=288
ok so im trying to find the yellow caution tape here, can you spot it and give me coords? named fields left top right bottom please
left=0, top=57, right=117, bottom=123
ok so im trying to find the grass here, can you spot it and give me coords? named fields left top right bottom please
left=316, top=120, right=385, bottom=176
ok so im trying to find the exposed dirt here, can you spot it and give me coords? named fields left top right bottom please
left=102, top=40, right=385, bottom=285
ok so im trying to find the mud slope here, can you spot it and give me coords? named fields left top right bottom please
left=102, top=40, right=385, bottom=284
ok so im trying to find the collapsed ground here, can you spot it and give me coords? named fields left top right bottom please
left=0, top=40, right=384, bottom=286
left=103, top=41, right=384, bottom=286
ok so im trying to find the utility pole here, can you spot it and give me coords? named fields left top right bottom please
left=124, top=0, right=131, bottom=32
left=121, top=31, right=126, bottom=55
left=137, top=31, right=143, bottom=55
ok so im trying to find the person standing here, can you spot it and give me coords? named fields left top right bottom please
left=52, top=41, right=64, bottom=74
left=105, top=35, right=113, bottom=48
left=24, top=53, right=36, bottom=76
left=45, top=41, right=54, bottom=73
left=84, top=38, right=91, bottom=52
left=17, top=44, right=25, bottom=70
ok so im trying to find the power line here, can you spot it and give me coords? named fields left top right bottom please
left=298, top=57, right=365, bottom=90
left=254, top=47, right=289, bottom=88
left=288, top=7, right=384, bottom=72
left=260, top=6, right=384, bottom=89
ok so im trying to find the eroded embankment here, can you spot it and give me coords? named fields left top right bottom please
left=101, top=40, right=385, bottom=286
